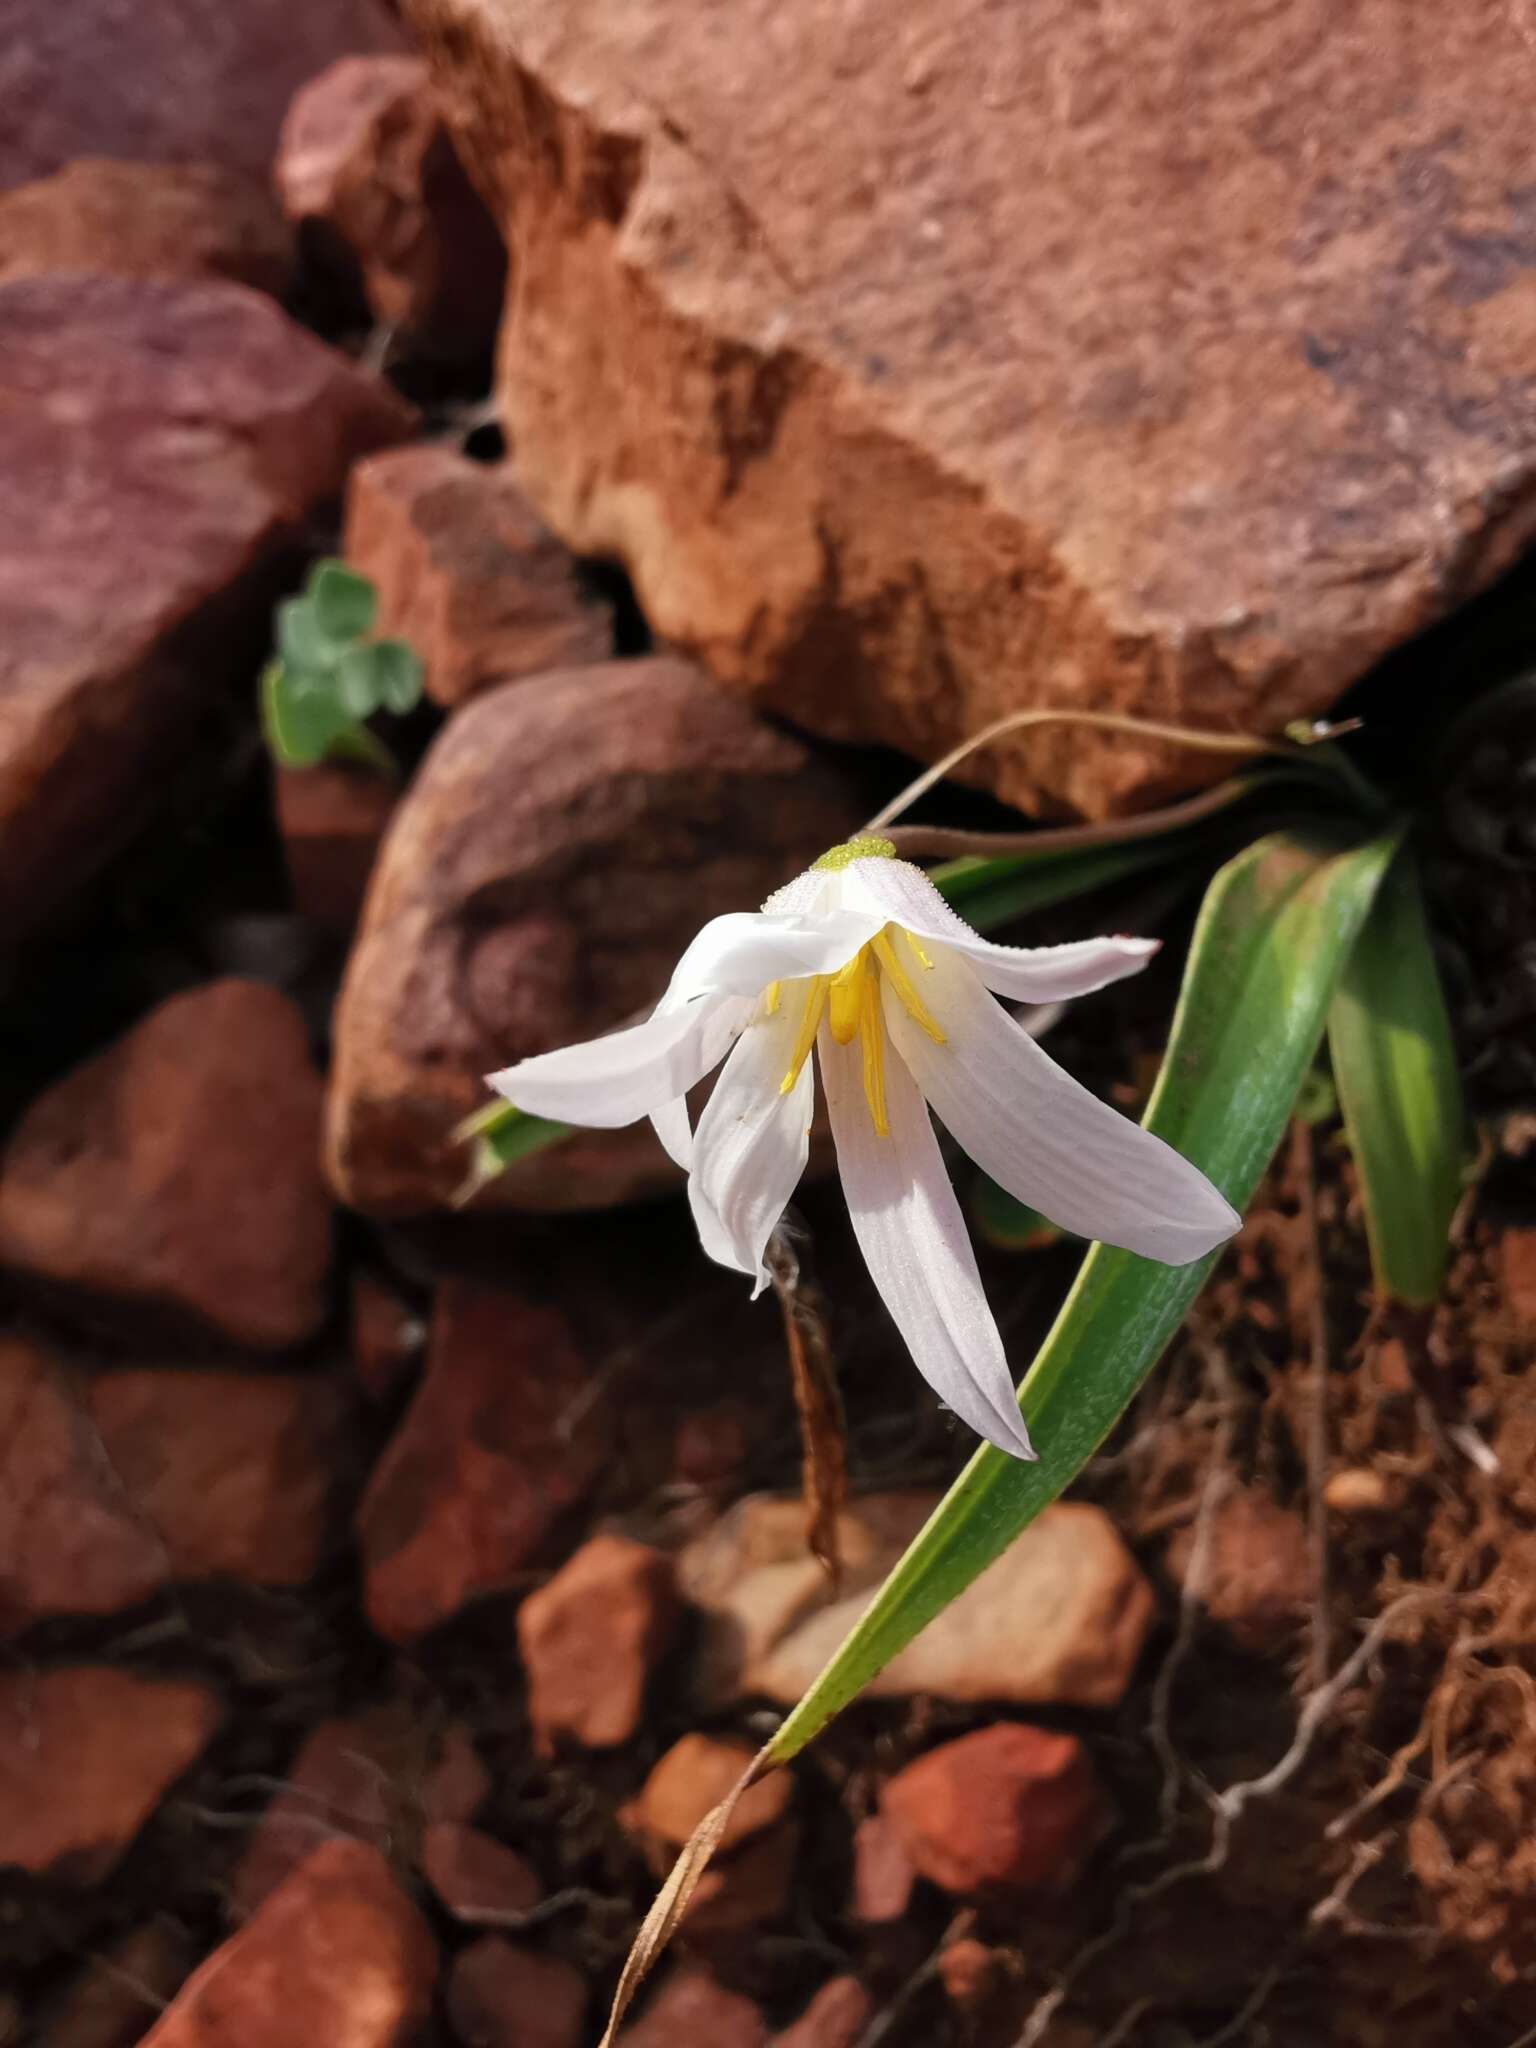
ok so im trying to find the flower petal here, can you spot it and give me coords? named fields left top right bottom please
left=688, top=1011, right=813, bottom=1295
left=819, top=1024, right=1036, bottom=1460
left=488, top=993, right=748, bottom=1127
left=882, top=946, right=1239, bottom=1264
left=667, top=909, right=885, bottom=1002
left=838, top=856, right=1158, bottom=1001
left=649, top=1096, right=694, bottom=1170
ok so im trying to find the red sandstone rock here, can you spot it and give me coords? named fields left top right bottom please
left=351, top=1270, right=425, bottom=1403
left=629, top=1735, right=792, bottom=1854
left=0, top=980, right=333, bottom=1349
left=517, top=1533, right=680, bottom=1751
left=0, top=159, right=292, bottom=293
left=1500, top=1228, right=1536, bottom=1327
left=0, top=1667, right=221, bottom=1884
left=275, top=764, right=397, bottom=937
left=445, top=1938, right=585, bottom=2048
left=87, top=1368, right=343, bottom=1586
left=0, top=1336, right=166, bottom=1634
left=325, top=658, right=858, bottom=1213
left=772, top=1978, right=872, bottom=2048
left=420, top=1823, right=541, bottom=1925
left=276, top=57, right=504, bottom=354
left=343, top=446, right=610, bottom=705
left=357, top=1283, right=604, bottom=1640
left=881, top=1724, right=1107, bottom=1895
left=0, top=272, right=411, bottom=942
left=618, top=1967, right=767, bottom=2048
left=141, top=1839, right=436, bottom=2048
left=848, top=1812, right=917, bottom=1925
left=2, top=0, right=403, bottom=188
left=936, top=1939, right=1004, bottom=2011
left=1165, top=1487, right=1313, bottom=1653
left=407, top=0, right=1536, bottom=820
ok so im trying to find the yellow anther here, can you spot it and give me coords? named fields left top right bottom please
left=872, top=931, right=946, bottom=1044
left=857, top=957, right=889, bottom=1135
left=907, top=934, right=934, bottom=969
left=779, top=976, right=827, bottom=1095
left=763, top=980, right=781, bottom=1016
left=827, top=948, right=868, bottom=1045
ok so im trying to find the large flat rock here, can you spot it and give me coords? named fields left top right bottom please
left=409, top=0, right=1536, bottom=816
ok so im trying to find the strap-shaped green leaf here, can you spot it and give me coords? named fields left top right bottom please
left=1327, top=848, right=1464, bottom=1306
left=762, top=823, right=1401, bottom=1762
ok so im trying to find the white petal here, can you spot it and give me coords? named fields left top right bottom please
left=688, top=1011, right=813, bottom=1295
left=649, top=1097, right=694, bottom=1170
left=819, top=1024, right=1036, bottom=1460
left=761, top=866, right=839, bottom=915
left=667, top=908, right=885, bottom=1002
left=488, top=993, right=747, bottom=1127
left=882, top=947, right=1239, bottom=1264
left=838, top=856, right=1158, bottom=1001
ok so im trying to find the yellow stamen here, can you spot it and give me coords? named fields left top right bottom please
left=827, top=949, right=867, bottom=1045
left=763, top=980, right=781, bottom=1015
left=872, top=931, right=946, bottom=1044
left=857, top=955, right=888, bottom=1134
left=907, top=935, right=934, bottom=969
left=779, top=976, right=826, bottom=1094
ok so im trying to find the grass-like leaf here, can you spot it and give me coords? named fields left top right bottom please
left=1327, top=847, right=1464, bottom=1306
left=759, top=823, right=1401, bottom=1764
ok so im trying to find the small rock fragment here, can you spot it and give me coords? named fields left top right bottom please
left=1323, top=1467, right=1392, bottom=1515
left=420, top=1823, right=541, bottom=1925
left=848, top=1812, right=916, bottom=1925
left=772, top=1977, right=873, bottom=2048
left=936, top=1939, right=1004, bottom=2011
left=518, top=1533, right=680, bottom=1751
left=0, top=1667, right=221, bottom=1884
left=681, top=1493, right=1154, bottom=1708
left=275, top=764, right=396, bottom=938
left=881, top=1724, right=1107, bottom=1895
left=0, top=980, right=332, bottom=1350
left=1165, top=1487, right=1312, bottom=1652
left=344, top=446, right=611, bottom=706
left=88, top=1368, right=343, bottom=1587
left=1499, top=1228, right=1536, bottom=1326
left=358, top=1283, right=604, bottom=1641
left=275, top=56, right=504, bottom=354
left=140, top=1839, right=436, bottom=2048
left=683, top=1820, right=799, bottom=1936
left=446, top=1938, right=586, bottom=2048
left=628, top=1735, right=792, bottom=1854
left=618, top=1966, right=767, bottom=2048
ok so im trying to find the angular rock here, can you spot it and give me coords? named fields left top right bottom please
left=936, top=1939, right=1004, bottom=2012
left=357, top=1282, right=603, bottom=1640
left=628, top=1734, right=792, bottom=1854
left=618, top=1967, right=767, bottom=2048
left=141, top=1839, right=436, bottom=2048
left=0, top=980, right=332, bottom=1350
left=517, top=1533, right=680, bottom=1751
left=0, top=1667, right=221, bottom=1884
left=0, top=159, right=292, bottom=293
left=325, top=658, right=857, bottom=1212
left=276, top=56, right=504, bottom=354
left=234, top=1707, right=487, bottom=1915
left=0, top=272, right=411, bottom=942
left=445, top=1938, right=586, bottom=2048
left=88, top=1367, right=344, bottom=1586
left=350, top=1269, right=425, bottom=1403
left=408, top=0, right=1536, bottom=819
left=344, top=446, right=611, bottom=705
left=4, top=1, right=403, bottom=188
left=848, top=1812, right=916, bottom=1926
left=275, top=764, right=396, bottom=937
left=420, top=1823, right=541, bottom=1925
left=0, top=1335, right=166, bottom=1634
left=772, top=1978, right=872, bottom=2048
left=1165, top=1487, right=1312, bottom=1653
left=681, top=1493, right=1153, bottom=1708
left=881, top=1723, right=1108, bottom=1894
left=1500, top=1227, right=1536, bottom=1327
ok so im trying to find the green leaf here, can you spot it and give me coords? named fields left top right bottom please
left=372, top=639, right=426, bottom=714
left=261, top=660, right=351, bottom=767
left=335, top=643, right=383, bottom=719
left=277, top=598, right=337, bottom=673
left=930, top=835, right=1198, bottom=925
left=308, top=559, right=376, bottom=643
left=1327, top=848, right=1464, bottom=1306
left=762, top=823, right=1401, bottom=1766
left=970, top=1174, right=1064, bottom=1251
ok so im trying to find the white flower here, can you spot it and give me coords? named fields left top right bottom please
left=488, top=836, right=1239, bottom=1460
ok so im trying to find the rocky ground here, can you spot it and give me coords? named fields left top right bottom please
left=3, top=6, right=1536, bottom=2048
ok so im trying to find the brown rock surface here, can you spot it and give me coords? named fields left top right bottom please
left=408, top=0, right=1536, bottom=818
left=325, top=658, right=857, bottom=1212
left=88, top=1368, right=343, bottom=1586
left=276, top=56, right=504, bottom=353
left=445, top=1938, right=586, bottom=2048
left=420, top=1823, right=541, bottom=1925
left=628, top=1734, right=792, bottom=1853
left=0, top=272, right=411, bottom=941
left=276, top=764, right=397, bottom=937
left=848, top=1812, right=917, bottom=1926
left=357, top=1283, right=603, bottom=1640
left=3, top=0, right=403, bottom=188
left=0, top=980, right=332, bottom=1349
left=350, top=1269, right=425, bottom=1402
left=681, top=1493, right=1153, bottom=1708
left=0, top=159, right=293, bottom=293
left=618, top=1966, right=767, bottom=2048
left=772, top=1978, right=872, bottom=2048
left=1499, top=1227, right=1536, bottom=1326
left=0, top=1336, right=167, bottom=1633
left=1165, top=1486, right=1313, bottom=1652
left=141, top=1839, right=436, bottom=2048
left=881, top=1723, right=1108, bottom=1894
left=517, top=1532, right=680, bottom=1750
left=0, top=1667, right=221, bottom=1883
left=343, top=446, right=611, bottom=705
